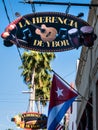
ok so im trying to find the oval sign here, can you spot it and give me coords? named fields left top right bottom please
left=2, top=12, right=90, bottom=52
left=11, top=112, right=47, bottom=129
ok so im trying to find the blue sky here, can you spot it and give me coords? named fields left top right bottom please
left=0, top=0, right=90, bottom=129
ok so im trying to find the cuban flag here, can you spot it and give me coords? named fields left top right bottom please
left=47, top=74, right=78, bottom=130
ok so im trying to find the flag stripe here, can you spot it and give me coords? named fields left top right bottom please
left=48, top=102, right=64, bottom=128
left=48, top=97, right=76, bottom=130
left=56, top=123, right=63, bottom=130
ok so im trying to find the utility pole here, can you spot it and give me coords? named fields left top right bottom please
left=22, top=70, right=35, bottom=112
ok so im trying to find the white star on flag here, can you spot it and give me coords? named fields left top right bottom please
left=56, top=87, right=63, bottom=97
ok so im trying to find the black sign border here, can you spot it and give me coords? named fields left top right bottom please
left=5, top=12, right=90, bottom=52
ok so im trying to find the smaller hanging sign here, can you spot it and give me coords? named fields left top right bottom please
left=1, top=12, right=96, bottom=52
left=11, top=112, right=47, bottom=129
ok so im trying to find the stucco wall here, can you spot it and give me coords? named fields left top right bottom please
left=75, top=0, right=98, bottom=129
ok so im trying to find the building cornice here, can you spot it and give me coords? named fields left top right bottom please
left=88, top=0, right=98, bottom=25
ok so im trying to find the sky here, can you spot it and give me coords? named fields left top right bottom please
left=0, top=0, right=90, bottom=129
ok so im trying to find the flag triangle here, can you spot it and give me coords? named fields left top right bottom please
left=49, top=74, right=78, bottom=110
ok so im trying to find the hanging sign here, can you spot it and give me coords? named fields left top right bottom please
left=1, top=12, right=96, bottom=52
left=11, top=112, right=47, bottom=129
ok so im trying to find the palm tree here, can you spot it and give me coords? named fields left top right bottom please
left=20, top=51, right=55, bottom=111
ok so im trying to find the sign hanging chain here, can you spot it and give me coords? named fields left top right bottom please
left=65, top=2, right=71, bottom=14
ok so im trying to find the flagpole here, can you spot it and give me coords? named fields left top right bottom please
left=51, top=69, right=93, bottom=107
